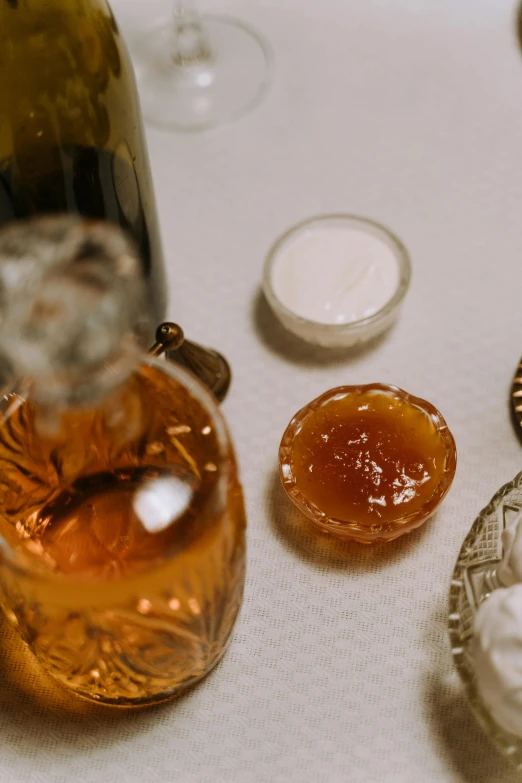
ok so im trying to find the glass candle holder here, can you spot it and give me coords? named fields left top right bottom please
left=279, top=384, right=456, bottom=544
left=0, top=355, right=246, bottom=707
left=263, top=215, right=411, bottom=348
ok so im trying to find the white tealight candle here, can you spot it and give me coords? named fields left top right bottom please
left=272, top=226, right=399, bottom=325
left=263, top=215, right=411, bottom=348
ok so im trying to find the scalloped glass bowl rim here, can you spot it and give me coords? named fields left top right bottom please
left=279, top=383, right=457, bottom=543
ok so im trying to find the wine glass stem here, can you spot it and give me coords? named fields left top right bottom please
left=172, top=1, right=212, bottom=66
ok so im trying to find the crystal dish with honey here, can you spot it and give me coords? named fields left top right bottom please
left=279, top=383, right=457, bottom=544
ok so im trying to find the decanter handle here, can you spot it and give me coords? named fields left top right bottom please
left=149, top=322, right=231, bottom=403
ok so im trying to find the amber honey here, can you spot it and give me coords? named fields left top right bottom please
left=280, top=384, right=456, bottom=543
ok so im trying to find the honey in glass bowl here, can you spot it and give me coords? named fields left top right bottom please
left=279, top=384, right=456, bottom=544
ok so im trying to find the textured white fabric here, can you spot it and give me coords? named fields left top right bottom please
left=2, top=0, right=522, bottom=780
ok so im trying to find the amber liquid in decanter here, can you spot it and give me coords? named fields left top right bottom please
left=0, top=362, right=246, bottom=706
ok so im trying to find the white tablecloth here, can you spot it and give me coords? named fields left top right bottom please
left=3, top=0, right=522, bottom=780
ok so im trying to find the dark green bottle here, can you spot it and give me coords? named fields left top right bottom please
left=0, top=0, right=167, bottom=327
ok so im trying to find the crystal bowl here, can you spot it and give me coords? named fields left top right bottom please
left=449, top=470, right=522, bottom=772
left=279, top=383, right=456, bottom=544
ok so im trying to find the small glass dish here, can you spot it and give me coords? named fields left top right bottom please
left=263, top=214, right=411, bottom=348
left=449, top=471, right=522, bottom=771
left=279, top=383, right=456, bottom=544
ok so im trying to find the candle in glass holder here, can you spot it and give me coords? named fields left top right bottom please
left=263, top=215, right=411, bottom=348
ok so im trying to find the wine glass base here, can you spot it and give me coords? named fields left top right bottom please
left=132, top=15, right=272, bottom=132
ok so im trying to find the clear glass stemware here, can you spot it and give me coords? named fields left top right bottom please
left=131, top=1, right=272, bottom=132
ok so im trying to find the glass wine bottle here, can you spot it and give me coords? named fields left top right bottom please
left=0, top=0, right=167, bottom=328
